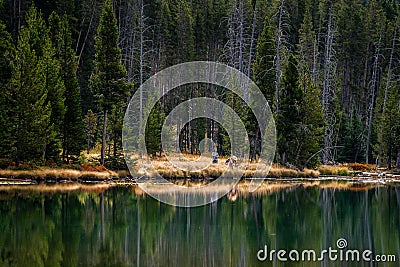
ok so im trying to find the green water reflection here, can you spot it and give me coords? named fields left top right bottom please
left=0, top=185, right=399, bottom=266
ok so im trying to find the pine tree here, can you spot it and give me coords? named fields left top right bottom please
left=337, top=109, right=363, bottom=163
left=24, top=5, right=48, bottom=58
left=6, top=21, right=51, bottom=164
left=0, top=21, right=12, bottom=85
left=376, top=81, right=400, bottom=169
left=49, top=12, right=85, bottom=161
left=168, top=0, right=194, bottom=64
left=277, top=54, right=303, bottom=165
left=192, top=0, right=207, bottom=60
left=145, top=106, right=165, bottom=157
left=249, top=16, right=276, bottom=159
left=298, top=66, right=324, bottom=168
left=24, top=5, right=65, bottom=161
left=41, top=33, right=66, bottom=161
left=0, top=21, right=13, bottom=157
left=206, top=0, right=228, bottom=60
left=90, top=0, right=131, bottom=165
left=83, top=109, right=97, bottom=153
left=364, top=0, right=386, bottom=164
left=108, top=103, right=125, bottom=157
left=154, top=0, right=173, bottom=70
left=336, top=0, right=367, bottom=113
left=253, top=16, right=276, bottom=109
left=298, top=6, right=315, bottom=72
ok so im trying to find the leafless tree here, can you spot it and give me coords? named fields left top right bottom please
left=365, top=32, right=382, bottom=164
left=76, top=0, right=101, bottom=70
left=247, top=3, right=257, bottom=85
left=382, top=22, right=398, bottom=114
left=117, top=0, right=154, bottom=141
left=321, top=6, right=338, bottom=164
left=312, top=31, right=320, bottom=84
left=274, top=0, right=289, bottom=114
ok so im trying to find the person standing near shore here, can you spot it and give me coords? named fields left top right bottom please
left=212, top=150, right=219, bottom=163
left=225, top=156, right=237, bottom=169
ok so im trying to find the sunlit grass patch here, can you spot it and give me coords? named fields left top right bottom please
left=318, top=165, right=350, bottom=176
left=343, top=163, right=376, bottom=171
left=135, top=159, right=321, bottom=179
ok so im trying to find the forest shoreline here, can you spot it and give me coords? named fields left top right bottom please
left=0, top=164, right=399, bottom=185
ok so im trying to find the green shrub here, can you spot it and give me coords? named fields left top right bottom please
left=0, top=158, right=13, bottom=169
left=104, top=155, right=128, bottom=170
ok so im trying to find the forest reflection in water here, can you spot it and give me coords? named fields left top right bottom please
left=0, top=182, right=399, bottom=267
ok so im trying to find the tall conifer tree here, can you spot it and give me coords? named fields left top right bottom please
left=253, top=16, right=276, bottom=109
left=49, top=12, right=85, bottom=161
left=90, top=0, right=131, bottom=165
left=0, top=21, right=14, bottom=157
left=298, top=67, right=324, bottom=167
left=24, top=5, right=66, bottom=160
left=278, top=54, right=303, bottom=164
left=7, top=18, right=51, bottom=164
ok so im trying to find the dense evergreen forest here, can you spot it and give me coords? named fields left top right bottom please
left=0, top=0, right=399, bottom=170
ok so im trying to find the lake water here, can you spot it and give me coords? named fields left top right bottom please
left=0, top=184, right=399, bottom=266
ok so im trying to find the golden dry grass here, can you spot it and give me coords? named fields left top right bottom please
left=136, top=159, right=321, bottom=179
left=0, top=168, right=119, bottom=181
left=318, top=165, right=350, bottom=176
left=0, top=155, right=353, bottom=182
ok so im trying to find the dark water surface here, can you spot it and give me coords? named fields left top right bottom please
left=0, top=184, right=399, bottom=266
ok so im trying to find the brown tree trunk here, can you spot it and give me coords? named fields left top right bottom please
left=87, top=137, right=90, bottom=154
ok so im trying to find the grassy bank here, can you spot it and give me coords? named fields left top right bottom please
left=139, top=158, right=333, bottom=179
left=1, top=156, right=398, bottom=182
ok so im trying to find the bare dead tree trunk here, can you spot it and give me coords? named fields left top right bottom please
left=225, top=0, right=254, bottom=76
left=113, top=121, right=118, bottom=157
left=87, top=134, right=90, bottom=154
left=17, top=0, right=22, bottom=32
left=77, top=1, right=96, bottom=70
left=382, top=23, right=397, bottom=114
left=246, top=3, right=257, bottom=98
left=363, top=53, right=369, bottom=90
left=365, top=32, right=381, bottom=164
left=138, top=0, right=148, bottom=140
left=120, top=0, right=137, bottom=83
left=137, top=1, right=154, bottom=151
left=275, top=0, right=285, bottom=115
left=312, top=32, right=319, bottom=83
left=238, top=0, right=244, bottom=75
left=18, top=0, right=21, bottom=33
left=322, top=8, right=337, bottom=164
